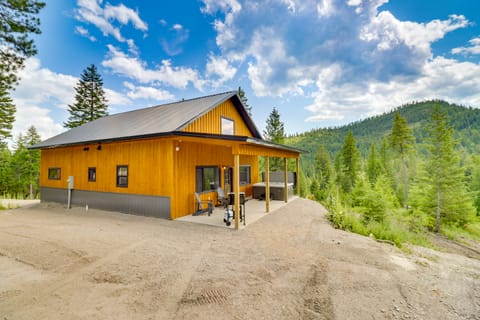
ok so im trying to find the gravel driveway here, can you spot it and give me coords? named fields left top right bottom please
left=0, top=198, right=479, bottom=319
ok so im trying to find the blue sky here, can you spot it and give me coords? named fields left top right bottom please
left=10, top=0, right=480, bottom=142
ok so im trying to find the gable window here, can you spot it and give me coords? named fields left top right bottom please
left=221, top=117, right=234, bottom=135
left=88, top=167, right=96, bottom=182
left=116, top=165, right=128, bottom=187
left=48, top=168, right=61, bottom=180
left=196, top=166, right=220, bottom=193
left=240, top=165, right=251, bottom=185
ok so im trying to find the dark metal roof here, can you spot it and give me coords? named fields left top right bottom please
left=32, top=91, right=263, bottom=149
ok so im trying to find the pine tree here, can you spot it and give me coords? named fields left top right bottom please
left=388, top=113, right=415, bottom=208
left=0, top=85, right=15, bottom=145
left=1, top=0, right=45, bottom=90
left=340, top=131, right=360, bottom=193
left=315, top=144, right=332, bottom=199
left=263, top=107, right=285, bottom=171
left=420, top=105, right=476, bottom=232
left=0, top=145, right=12, bottom=195
left=237, top=86, right=252, bottom=117
left=470, top=157, right=480, bottom=215
left=367, top=143, right=382, bottom=185
left=64, top=64, right=109, bottom=128
left=11, top=126, right=41, bottom=198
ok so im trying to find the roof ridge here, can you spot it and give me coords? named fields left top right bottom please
left=105, top=91, right=237, bottom=118
left=168, top=90, right=236, bottom=105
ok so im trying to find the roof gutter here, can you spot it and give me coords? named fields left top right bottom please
left=30, top=131, right=306, bottom=153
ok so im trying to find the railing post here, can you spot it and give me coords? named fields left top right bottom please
left=265, top=156, right=270, bottom=213
left=284, top=157, right=288, bottom=203
left=234, top=154, right=240, bottom=230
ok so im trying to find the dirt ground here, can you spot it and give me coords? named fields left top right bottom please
left=0, top=198, right=479, bottom=320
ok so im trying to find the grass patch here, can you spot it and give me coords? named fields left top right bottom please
left=441, top=222, right=480, bottom=242
left=326, top=202, right=433, bottom=248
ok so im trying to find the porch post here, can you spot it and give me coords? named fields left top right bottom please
left=296, top=157, right=300, bottom=196
left=284, top=157, right=288, bottom=203
left=265, top=156, right=270, bottom=213
left=234, top=153, right=240, bottom=230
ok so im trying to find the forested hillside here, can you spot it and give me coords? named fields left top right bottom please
left=287, top=100, right=480, bottom=176
left=285, top=100, right=480, bottom=246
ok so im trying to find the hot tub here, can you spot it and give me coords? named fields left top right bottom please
left=252, top=182, right=294, bottom=200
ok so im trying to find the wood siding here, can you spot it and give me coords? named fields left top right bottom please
left=38, top=98, right=300, bottom=219
left=40, top=139, right=175, bottom=198
left=183, top=100, right=253, bottom=137
left=239, top=144, right=299, bottom=158
left=172, top=140, right=259, bottom=219
left=40, top=137, right=260, bottom=219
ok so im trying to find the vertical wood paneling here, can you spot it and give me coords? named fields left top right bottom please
left=171, top=141, right=260, bottom=219
left=183, top=100, right=253, bottom=137
left=40, top=137, right=269, bottom=219
left=40, top=139, right=174, bottom=198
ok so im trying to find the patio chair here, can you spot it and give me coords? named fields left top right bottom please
left=216, top=187, right=228, bottom=208
left=193, top=192, right=213, bottom=216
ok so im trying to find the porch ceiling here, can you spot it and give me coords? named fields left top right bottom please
left=170, top=132, right=303, bottom=159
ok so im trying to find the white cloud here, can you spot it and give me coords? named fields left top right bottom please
left=104, top=88, right=131, bottom=106
left=161, top=22, right=190, bottom=56
left=12, top=58, right=77, bottom=110
left=317, top=0, right=335, bottom=17
left=102, top=45, right=205, bottom=90
left=104, top=3, right=148, bottom=31
left=10, top=58, right=131, bottom=142
left=75, top=25, right=96, bottom=41
left=452, top=36, right=480, bottom=55
left=305, top=57, right=480, bottom=123
left=201, top=0, right=242, bottom=50
left=206, top=55, right=237, bottom=86
left=361, top=13, right=469, bottom=54
left=12, top=106, right=63, bottom=144
left=10, top=58, right=77, bottom=141
left=123, top=82, right=175, bottom=101
left=347, top=0, right=362, bottom=6
left=75, top=0, right=147, bottom=50
left=201, top=0, right=478, bottom=125
left=201, top=0, right=242, bottom=15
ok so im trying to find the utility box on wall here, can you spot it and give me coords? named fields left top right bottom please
left=67, top=176, right=74, bottom=190
left=67, top=176, right=74, bottom=209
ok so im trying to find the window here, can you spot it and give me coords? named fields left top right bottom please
left=116, top=165, right=128, bottom=187
left=88, top=167, right=96, bottom=182
left=240, top=165, right=251, bottom=185
left=48, top=168, right=61, bottom=180
left=221, top=117, right=234, bottom=135
left=196, top=166, right=220, bottom=193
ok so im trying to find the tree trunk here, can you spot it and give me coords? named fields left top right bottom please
left=435, top=188, right=441, bottom=233
left=402, top=156, right=408, bottom=209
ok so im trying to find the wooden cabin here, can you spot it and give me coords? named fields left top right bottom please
left=32, top=92, right=301, bottom=225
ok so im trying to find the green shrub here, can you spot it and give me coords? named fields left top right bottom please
left=362, top=190, right=387, bottom=224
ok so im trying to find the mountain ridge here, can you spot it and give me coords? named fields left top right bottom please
left=285, top=100, right=480, bottom=175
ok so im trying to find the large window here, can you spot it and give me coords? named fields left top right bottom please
left=196, top=166, right=220, bottom=193
left=221, top=117, right=234, bottom=135
left=116, top=165, right=128, bottom=187
left=48, top=168, right=61, bottom=180
left=240, top=165, right=251, bottom=185
left=88, top=167, right=96, bottom=182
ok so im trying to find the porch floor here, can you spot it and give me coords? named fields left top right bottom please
left=176, top=196, right=298, bottom=229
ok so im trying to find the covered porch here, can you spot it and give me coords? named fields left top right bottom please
left=172, top=133, right=302, bottom=229
left=177, top=196, right=299, bottom=229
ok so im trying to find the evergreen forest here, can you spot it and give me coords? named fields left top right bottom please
left=285, top=100, right=480, bottom=246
